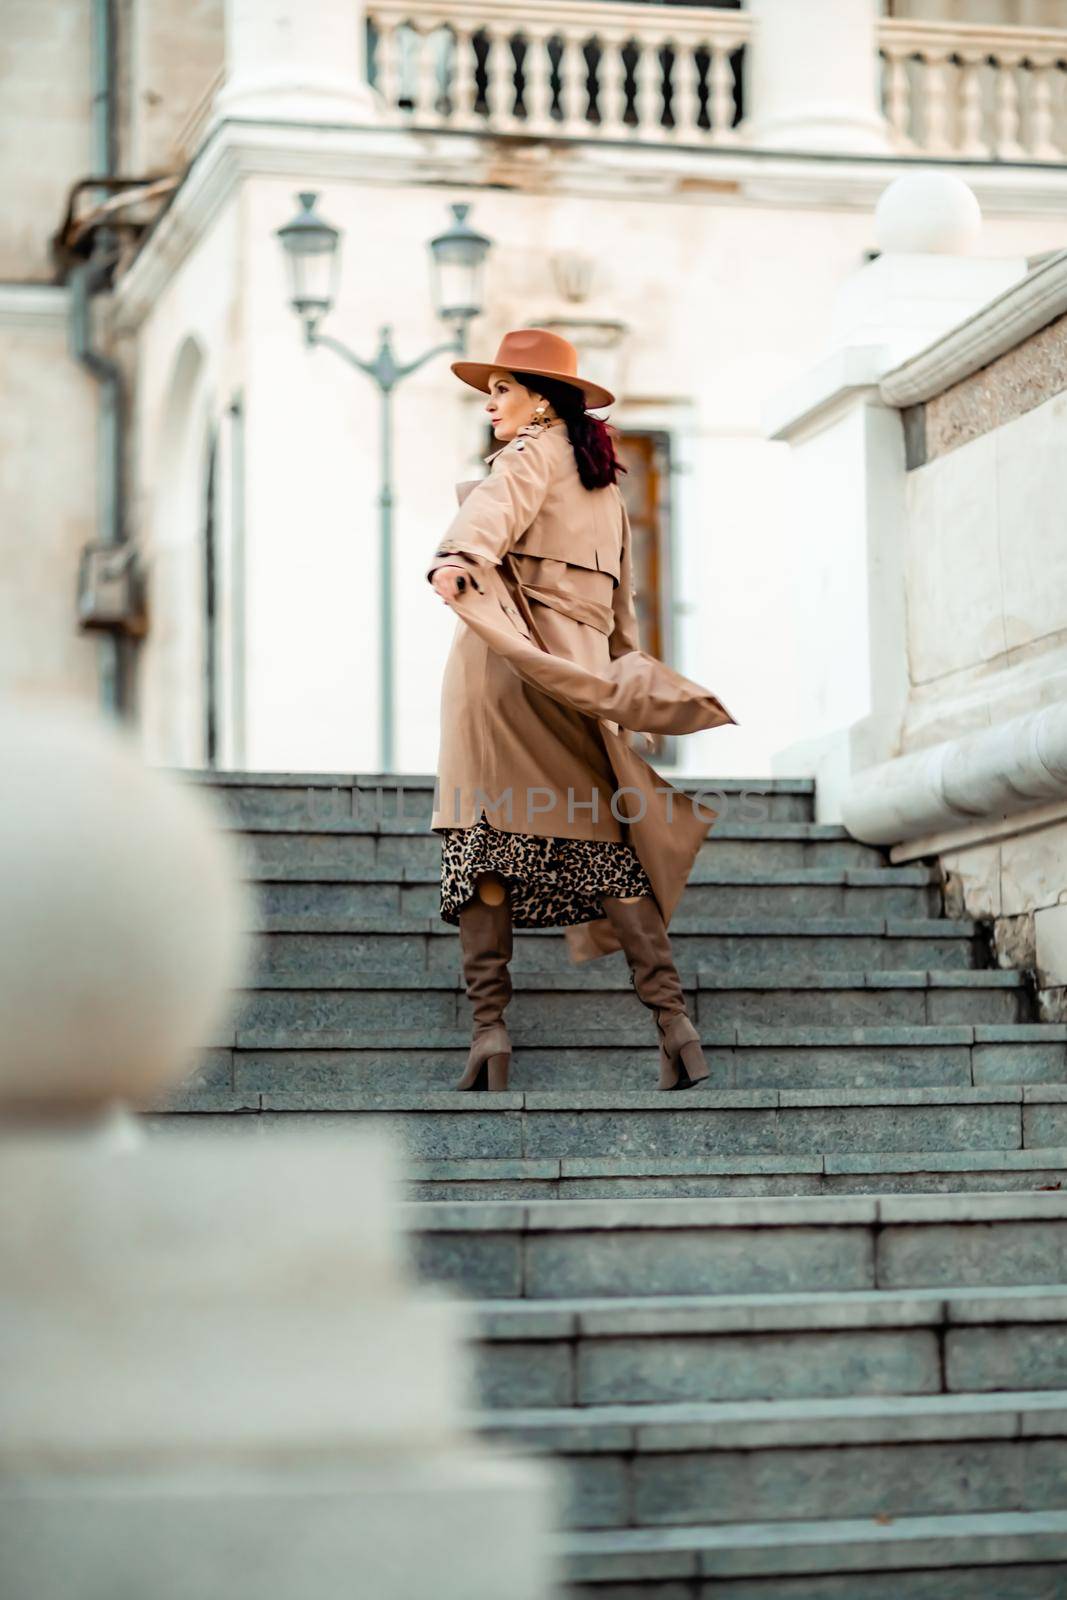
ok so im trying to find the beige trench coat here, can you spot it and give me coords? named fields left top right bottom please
left=425, top=416, right=738, bottom=964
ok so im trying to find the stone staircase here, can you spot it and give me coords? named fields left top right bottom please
left=154, top=771, right=1067, bottom=1594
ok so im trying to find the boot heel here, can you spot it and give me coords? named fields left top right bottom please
left=486, top=1052, right=510, bottom=1092
left=675, top=1039, right=710, bottom=1090
left=454, top=1020, right=510, bottom=1092
left=658, top=1015, right=711, bottom=1092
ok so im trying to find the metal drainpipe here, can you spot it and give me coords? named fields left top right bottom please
left=71, top=0, right=128, bottom=718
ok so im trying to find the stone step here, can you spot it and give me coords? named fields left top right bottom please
left=146, top=1086, right=1067, bottom=1168
left=244, top=871, right=943, bottom=922
left=235, top=822, right=892, bottom=874
left=463, top=1283, right=1067, bottom=1409
left=196, top=1022, right=1065, bottom=1093
left=401, top=1148, right=1067, bottom=1200
left=238, top=851, right=940, bottom=902
left=402, top=1191, right=1067, bottom=1300
left=476, top=1390, right=1067, bottom=1531
left=222, top=965, right=1032, bottom=1027
left=254, top=917, right=982, bottom=978
left=179, top=772, right=820, bottom=828
left=554, top=1508, right=1067, bottom=1592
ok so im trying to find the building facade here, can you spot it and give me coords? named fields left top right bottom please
left=4, top=0, right=1067, bottom=796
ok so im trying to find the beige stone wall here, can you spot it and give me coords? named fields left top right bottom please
left=122, top=0, right=223, bottom=173
left=0, top=293, right=99, bottom=703
left=0, top=1, right=91, bottom=281
left=0, top=1, right=223, bottom=283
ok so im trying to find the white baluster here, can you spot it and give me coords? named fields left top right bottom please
left=484, top=22, right=519, bottom=131
left=921, top=48, right=952, bottom=154
left=882, top=46, right=914, bottom=150
left=425, top=22, right=454, bottom=123
left=956, top=51, right=988, bottom=157
left=668, top=34, right=700, bottom=140
left=449, top=22, right=477, bottom=129
left=708, top=42, right=737, bottom=144
left=993, top=52, right=1025, bottom=158
left=413, top=22, right=443, bottom=123
left=374, top=14, right=402, bottom=121
left=596, top=29, right=627, bottom=137
left=1028, top=53, right=1060, bottom=161
left=523, top=25, right=553, bottom=135
left=559, top=30, right=589, bottom=135
left=632, top=28, right=664, bottom=141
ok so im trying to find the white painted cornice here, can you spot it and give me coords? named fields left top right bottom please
left=111, top=114, right=1067, bottom=335
left=841, top=701, right=1067, bottom=847
left=879, top=248, right=1067, bottom=408
left=0, top=284, right=70, bottom=332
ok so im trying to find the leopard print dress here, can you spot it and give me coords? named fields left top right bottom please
left=438, top=809, right=654, bottom=928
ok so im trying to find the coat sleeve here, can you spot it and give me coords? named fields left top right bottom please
left=426, top=430, right=554, bottom=585
left=607, top=492, right=640, bottom=660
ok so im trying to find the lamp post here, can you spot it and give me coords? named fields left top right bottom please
left=276, top=193, right=493, bottom=773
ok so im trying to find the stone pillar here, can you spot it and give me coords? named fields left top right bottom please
left=213, top=0, right=381, bottom=125
left=761, top=175, right=1027, bottom=822
left=745, top=0, right=892, bottom=154
left=0, top=699, right=555, bottom=1600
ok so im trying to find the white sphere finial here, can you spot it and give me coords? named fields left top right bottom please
left=875, top=172, right=982, bottom=256
left=0, top=697, right=254, bottom=1118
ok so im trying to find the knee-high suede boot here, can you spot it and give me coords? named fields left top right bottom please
left=600, top=893, right=710, bottom=1091
left=454, top=880, right=514, bottom=1092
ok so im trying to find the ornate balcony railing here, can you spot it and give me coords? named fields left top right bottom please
left=179, top=5, right=1067, bottom=168
left=878, top=19, right=1067, bottom=162
left=365, top=0, right=750, bottom=144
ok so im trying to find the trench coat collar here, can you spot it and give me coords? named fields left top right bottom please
left=482, top=417, right=566, bottom=465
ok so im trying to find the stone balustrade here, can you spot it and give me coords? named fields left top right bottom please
left=364, top=0, right=750, bottom=143
left=879, top=18, right=1067, bottom=163
left=181, top=3, right=1067, bottom=166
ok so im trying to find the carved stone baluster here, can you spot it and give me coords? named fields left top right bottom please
left=993, top=52, right=1025, bottom=158
left=709, top=41, right=737, bottom=144
left=957, top=50, right=988, bottom=157
left=596, top=29, right=627, bottom=137
left=668, top=34, right=700, bottom=140
left=632, top=28, right=664, bottom=141
left=374, top=14, right=402, bottom=122
left=449, top=22, right=477, bottom=129
left=523, top=24, right=552, bottom=134
left=413, top=22, right=444, bottom=124
left=1028, top=52, right=1060, bottom=161
left=882, top=45, right=914, bottom=150
left=921, top=48, right=952, bottom=154
left=484, top=22, right=519, bottom=131
left=559, top=30, right=589, bottom=135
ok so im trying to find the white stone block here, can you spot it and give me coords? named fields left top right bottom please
left=0, top=1129, right=555, bottom=1599
left=831, top=254, right=1029, bottom=367
left=1036, top=902, right=1067, bottom=989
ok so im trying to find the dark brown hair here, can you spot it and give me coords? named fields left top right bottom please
left=509, top=370, right=628, bottom=491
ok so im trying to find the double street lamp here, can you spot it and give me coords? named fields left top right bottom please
left=276, top=193, right=493, bottom=773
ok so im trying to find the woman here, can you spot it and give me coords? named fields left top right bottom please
left=426, top=328, right=737, bottom=1095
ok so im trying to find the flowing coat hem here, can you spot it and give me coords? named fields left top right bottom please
left=439, top=554, right=738, bottom=966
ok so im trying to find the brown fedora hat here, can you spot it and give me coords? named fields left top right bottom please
left=451, top=327, right=615, bottom=410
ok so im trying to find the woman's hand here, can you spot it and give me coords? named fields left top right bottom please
left=431, top=564, right=474, bottom=605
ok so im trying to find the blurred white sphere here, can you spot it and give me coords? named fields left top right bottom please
left=875, top=172, right=982, bottom=256
left=0, top=697, right=254, bottom=1114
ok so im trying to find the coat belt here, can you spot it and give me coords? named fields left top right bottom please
left=514, top=581, right=615, bottom=637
